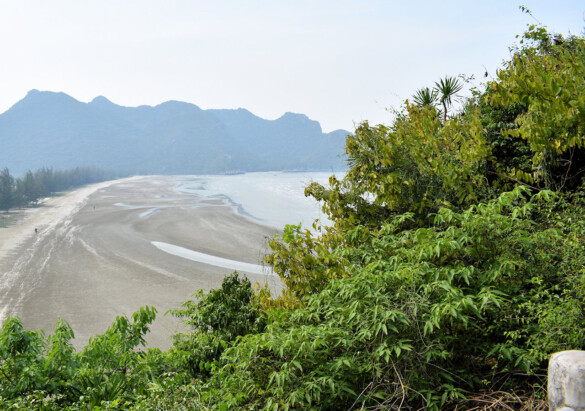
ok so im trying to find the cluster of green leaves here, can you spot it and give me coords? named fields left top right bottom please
left=266, top=23, right=585, bottom=303
left=167, top=272, right=266, bottom=377
left=203, top=188, right=585, bottom=409
left=0, top=273, right=267, bottom=409
left=489, top=25, right=585, bottom=190
left=413, top=76, right=464, bottom=123
left=0, top=306, right=161, bottom=409
left=245, top=23, right=585, bottom=409
left=315, top=103, right=489, bottom=223
left=265, top=222, right=348, bottom=302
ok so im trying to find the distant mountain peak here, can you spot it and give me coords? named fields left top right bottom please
left=90, top=95, right=116, bottom=106
left=277, top=112, right=314, bottom=124
left=25, top=89, right=73, bottom=99
left=281, top=111, right=307, bottom=118
left=8, top=89, right=82, bottom=112
left=276, top=111, right=322, bottom=133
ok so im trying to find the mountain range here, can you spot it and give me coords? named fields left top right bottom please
left=0, top=90, right=349, bottom=176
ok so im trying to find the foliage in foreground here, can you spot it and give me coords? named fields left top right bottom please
left=2, top=189, right=582, bottom=409
left=209, top=188, right=585, bottom=410
left=0, top=306, right=160, bottom=409
left=168, top=272, right=266, bottom=378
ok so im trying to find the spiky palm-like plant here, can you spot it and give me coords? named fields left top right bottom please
left=435, top=76, right=463, bottom=122
left=412, top=87, right=438, bottom=107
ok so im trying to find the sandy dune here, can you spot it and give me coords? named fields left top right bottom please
left=0, top=176, right=281, bottom=350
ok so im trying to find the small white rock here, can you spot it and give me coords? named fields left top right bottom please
left=549, top=351, right=585, bottom=411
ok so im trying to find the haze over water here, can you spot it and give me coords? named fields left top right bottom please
left=172, top=171, right=341, bottom=230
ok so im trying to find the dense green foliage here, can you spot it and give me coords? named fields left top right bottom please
left=240, top=24, right=585, bottom=409
left=168, top=273, right=266, bottom=378
left=489, top=25, right=585, bottom=191
left=1, top=23, right=585, bottom=409
left=0, top=307, right=159, bottom=409
left=209, top=188, right=583, bottom=410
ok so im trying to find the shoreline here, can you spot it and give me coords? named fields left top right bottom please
left=0, top=175, right=281, bottom=350
left=0, top=177, right=140, bottom=264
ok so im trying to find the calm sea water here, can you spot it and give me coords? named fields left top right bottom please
left=172, top=171, right=344, bottom=230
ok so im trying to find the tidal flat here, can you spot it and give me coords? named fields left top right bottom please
left=0, top=176, right=281, bottom=350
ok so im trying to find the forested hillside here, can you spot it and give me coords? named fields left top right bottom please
left=0, top=92, right=347, bottom=175
left=1, top=23, right=585, bottom=410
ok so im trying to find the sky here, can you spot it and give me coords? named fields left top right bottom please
left=0, top=1, right=583, bottom=133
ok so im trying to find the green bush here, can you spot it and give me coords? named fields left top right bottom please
left=208, top=188, right=585, bottom=409
left=0, top=306, right=158, bottom=408
left=168, top=272, right=266, bottom=377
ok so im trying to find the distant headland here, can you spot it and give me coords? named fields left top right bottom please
left=0, top=90, right=349, bottom=175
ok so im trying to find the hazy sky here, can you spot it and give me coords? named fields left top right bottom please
left=0, top=1, right=583, bottom=132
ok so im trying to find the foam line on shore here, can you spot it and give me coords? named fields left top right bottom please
left=151, top=241, right=274, bottom=276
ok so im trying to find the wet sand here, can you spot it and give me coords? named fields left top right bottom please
left=0, top=176, right=281, bottom=349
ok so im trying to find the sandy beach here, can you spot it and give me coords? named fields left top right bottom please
left=0, top=176, right=281, bottom=349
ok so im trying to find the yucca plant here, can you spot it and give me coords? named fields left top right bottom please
left=435, top=76, right=464, bottom=122
left=412, top=86, right=439, bottom=107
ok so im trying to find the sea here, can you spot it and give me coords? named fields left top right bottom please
left=171, top=171, right=344, bottom=230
